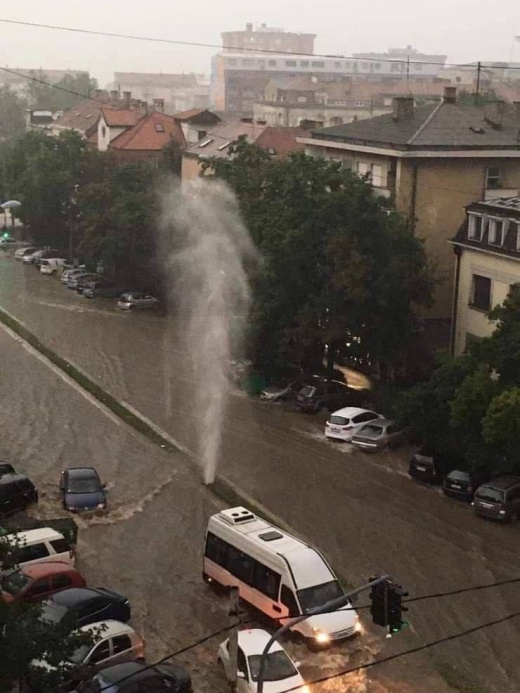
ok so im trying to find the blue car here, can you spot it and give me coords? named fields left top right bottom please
left=60, top=467, right=106, bottom=512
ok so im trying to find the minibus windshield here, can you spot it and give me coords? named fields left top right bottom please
left=297, top=580, right=344, bottom=614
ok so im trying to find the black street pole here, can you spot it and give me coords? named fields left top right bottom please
left=257, top=574, right=390, bottom=693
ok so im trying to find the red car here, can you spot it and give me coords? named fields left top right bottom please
left=0, top=561, right=86, bottom=603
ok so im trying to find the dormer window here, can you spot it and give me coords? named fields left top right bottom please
left=488, top=218, right=509, bottom=246
left=468, top=213, right=485, bottom=241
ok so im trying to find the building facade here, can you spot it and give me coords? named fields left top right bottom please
left=298, top=91, right=520, bottom=324
left=221, top=24, right=315, bottom=55
left=111, top=73, right=209, bottom=114
left=451, top=198, right=520, bottom=354
left=352, top=46, right=447, bottom=78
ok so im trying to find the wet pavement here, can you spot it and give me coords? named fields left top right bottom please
left=1, top=257, right=520, bottom=691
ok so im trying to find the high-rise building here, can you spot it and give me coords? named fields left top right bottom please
left=221, top=23, right=316, bottom=56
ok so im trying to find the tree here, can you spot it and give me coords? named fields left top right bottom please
left=25, top=71, right=98, bottom=111
left=0, top=537, right=97, bottom=692
left=0, top=86, right=27, bottom=141
left=208, top=141, right=434, bottom=377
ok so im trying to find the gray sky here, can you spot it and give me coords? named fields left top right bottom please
left=1, top=0, right=519, bottom=85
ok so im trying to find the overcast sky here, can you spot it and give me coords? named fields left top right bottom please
left=0, top=0, right=519, bottom=86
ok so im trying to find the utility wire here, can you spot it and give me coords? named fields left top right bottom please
left=0, top=17, right=517, bottom=71
left=0, top=65, right=93, bottom=102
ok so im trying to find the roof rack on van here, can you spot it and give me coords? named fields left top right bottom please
left=218, top=507, right=256, bottom=526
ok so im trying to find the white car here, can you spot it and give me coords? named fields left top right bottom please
left=325, top=406, right=383, bottom=442
left=14, top=246, right=40, bottom=260
left=218, top=629, right=309, bottom=693
left=40, top=257, right=68, bottom=275
left=117, top=292, right=159, bottom=310
left=0, top=237, right=18, bottom=248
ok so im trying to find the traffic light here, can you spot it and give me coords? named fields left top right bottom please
left=2, top=231, right=10, bottom=239
left=369, top=577, right=409, bottom=633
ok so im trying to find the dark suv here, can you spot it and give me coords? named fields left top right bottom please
left=408, top=446, right=462, bottom=485
left=0, top=474, right=38, bottom=517
left=443, top=469, right=490, bottom=502
left=296, top=377, right=367, bottom=413
left=473, top=476, right=520, bottom=522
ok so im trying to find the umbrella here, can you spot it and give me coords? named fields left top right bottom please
left=0, top=200, right=22, bottom=210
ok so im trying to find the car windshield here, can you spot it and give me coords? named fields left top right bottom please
left=329, top=415, right=347, bottom=425
left=67, top=475, right=100, bottom=493
left=1, top=570, right=31, bottom=594
left=475, top=487, right=504, bottom=503
left=447, top=470, right=470, bottom=482
left=299, top=386, right=316, bottom=397
left=248, top=651, right=297, bottom=682
left=69, top=643, right=92, bottom=664
left=297, top=580, right=344, bottom=614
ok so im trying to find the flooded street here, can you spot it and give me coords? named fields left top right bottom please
left=2, top=257, right=520, bottom=691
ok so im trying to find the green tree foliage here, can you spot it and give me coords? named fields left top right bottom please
left=0, top=537, right=97, bottom=692
left=0, top=86, right=27, bottom=141
left=208, top=141, right=434, bottom=375
left=25, top=71, right=98, bottom=110
left=398, top=285, right=520, bottom=473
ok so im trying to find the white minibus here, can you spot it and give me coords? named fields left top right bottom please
left=203, top=507, right=360, bottom=647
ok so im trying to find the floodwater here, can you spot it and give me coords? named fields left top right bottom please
left=2, top=257, right=520, bottom=691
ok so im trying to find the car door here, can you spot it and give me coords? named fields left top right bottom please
left=108, top=633, right=134, bottom=666
left=351, top=411, right=379, bottom=435
left=24, top=576, right=53, bottom=602
left=84, top=638, right=111, bottom=673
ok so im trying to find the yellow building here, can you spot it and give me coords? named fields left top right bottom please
left=451, top=197, right=520, bottom=355
left=298, top=88, right=520, bottom=327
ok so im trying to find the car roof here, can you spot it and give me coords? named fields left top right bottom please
left=49, top=587, right=103, bottom=606
left=0, top=473, right=31, bottom=485
left=79, top=619, right=135, bottom=639
left=5, top=527, right=64, bottom=543
left=66, top=467, right=99, bottom=478
left=22, top=561, right=74, bottom=578
left=96, top=661, right=149, bottom=683
left=362, top=418, right=393, bottom=427
left=236, top=629, right=284, bottom=655
left=480, top=475, right=520, bottom=490
left=330, top=406, right=375, bottom=418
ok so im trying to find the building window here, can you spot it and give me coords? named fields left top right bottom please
left=268, top=60, right=277, bottom=66
left=297, top=96, right=307, bottom=103
left=300, top=60, right=309, bottom=67
left=486, top=166, right=501, bottom=189
left=468, top=214, right=485, bottom=241
left=488, top=218, right=509, bottom=246
left=357, top=162, right=369, bottom=177
left=335, top=61, right=342, bottom=68
left=311, top=61, right=325, bottom=68
left=242, top=59, right=254, bottom=67
left=228, top=59, right=237, bottom=66
left=371, top=164, right=383, bottom=187
left=374, top=62, right=381, bottom=70
left=285, top=60, right=297, bottom=67
left=470, top=274, right=491, bottom=311
left=414, top=63, right=423, bottom=71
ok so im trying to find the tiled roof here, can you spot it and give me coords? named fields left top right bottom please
left=311, top=100, right=520, bottom=150
left=108, top=111, right=186, bottom=151
left=173, top=108, right=206, bottom=121
left=100, top=108, right=143, bottom=128
left=172, top=108, right=221, bottom=124
left=52, top=98, right=104, bottom=134
left=452, top=197, right=520, bottom=260
left=255, top=127, right=307, bottom=157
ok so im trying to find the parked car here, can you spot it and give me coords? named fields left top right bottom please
left=22, top=249, right=47, bottom=265
left=473, top=476, right=520, bottom=522
left=0, top=473, right=38, bottom=517
left=218, top=629, right=309, bottom=693
left=40, top=257, right=68, bottom=275
left=61, top=267, right=86, bottom=284
left=0, top=237, right=19, bottom=248
left=1, top=528, right=74, bottom=572
left=31, top=620, right=144, bottom=690
left=117, top=291, right=159, bottom=310
left=351, top=419, right=407, bottom=451
left=83, top=280, right=127, bottom=299
left=260, top=377, right=308, bottom=403
left=296, top=377, right=367, bottom=414
left=408, top=446, right=462, bottom=485
left=325, top=407, right=382, bottom=442
left=40, top=587, right=131, bottom=629
left=35, top=250, right=65, bottom=268
left=77, top=661, right=192, bottom=693
left=443, top=469, right=490, bottom=502
left=1, top=561, right=86, bottom=603
left=60, top=467, right=106, bottom=513
left=14, top=246, right=41, bottom=260
left=0, top=463, right=16, bottom=477
left=67, top=272, right=99, bottom=290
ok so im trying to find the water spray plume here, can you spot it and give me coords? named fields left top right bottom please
left=161, top=178, right=255, bottom=484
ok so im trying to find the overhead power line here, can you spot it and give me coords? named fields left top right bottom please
left=0, top=65, right=92, bottom=102
left=0, top=17, right=518, bottom=71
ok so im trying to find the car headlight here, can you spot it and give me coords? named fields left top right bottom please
left=355, top=620, right=363, bottom=633
left=97, top=502, right=106, bottom=509
left=312, top=629, right=330, bottom=644
left=300, top=686, right=311, bottom=693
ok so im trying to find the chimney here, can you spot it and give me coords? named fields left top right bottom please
left=153, top=98, right=165, bottom=113
left=392, top=96, right=414, bottom=121
left=94, top=89, right=103, bottom=99
left=110, top=89, right=119, bottom=102
left=123, top=91, right=131, bottom=108
left=443, top=86, right=457, bottom=103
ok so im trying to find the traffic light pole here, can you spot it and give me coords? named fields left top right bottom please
left=256, top=574, right=390, bottom=693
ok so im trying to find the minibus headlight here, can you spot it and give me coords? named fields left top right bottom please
left=355, top=620, right=362, bottom=633
left=312, top=629, right=330, bottom=644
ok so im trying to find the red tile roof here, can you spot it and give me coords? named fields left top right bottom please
left=109, top=111, right=186, bottom=151
left=255, top=127, right=307, bottom=158
left=100, top=108, right=143, bottom=127
left=173, top=108, right=206, bottom=121
left=52, top=98, right=103, bottom=135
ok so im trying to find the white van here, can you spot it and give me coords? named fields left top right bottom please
left=1, top=528, right=75, bottom=571
left=203, top=507, right=360, bottom=647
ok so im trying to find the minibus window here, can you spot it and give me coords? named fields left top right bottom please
left=281, top=585, right=300, bottom=617
left=298, top=580, right=344, bottom=614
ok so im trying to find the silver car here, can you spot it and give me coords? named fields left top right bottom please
left=117, top=292, right=159, bottom=310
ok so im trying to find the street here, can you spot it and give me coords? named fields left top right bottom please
left=1, top=257, right=520, bottom=691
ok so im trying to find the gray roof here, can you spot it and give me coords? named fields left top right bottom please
left=311, top=101, right=520, bottom=151
left=184, top=121, right=268, bottom=159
